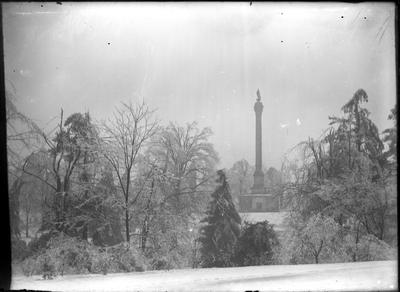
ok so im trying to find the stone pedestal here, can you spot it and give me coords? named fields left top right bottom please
left=251, top=169, right=266, bottom=194
left=239, top=194, right=279, bottom=212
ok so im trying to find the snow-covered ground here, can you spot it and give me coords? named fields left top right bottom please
left=12, top=260, right=397, bottom=291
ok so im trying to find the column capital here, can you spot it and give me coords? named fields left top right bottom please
left=254, top=100, right=263, bottom=113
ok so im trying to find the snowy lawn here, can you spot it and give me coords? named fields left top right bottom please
left=12, top=260, right=397, bottom=291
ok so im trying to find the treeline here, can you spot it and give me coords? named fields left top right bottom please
left=198, top=88, right=397, bottom=268
left=7, top=87, right=397, bottom=277
left=7, top=91, right=220, bottom=275
left=278, top=89, right=397, bottom=264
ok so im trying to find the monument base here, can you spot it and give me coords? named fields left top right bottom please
left=239, top=193, right=280, bottom=212
left=251, top=187, right=267, bottom=194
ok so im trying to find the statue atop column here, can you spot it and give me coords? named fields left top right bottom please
left=251, top=89, right=266, bottom=194
left=256, top=88, right=261, bottom=101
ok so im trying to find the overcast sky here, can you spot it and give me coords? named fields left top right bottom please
left=3, top=2, right=396, bottom=169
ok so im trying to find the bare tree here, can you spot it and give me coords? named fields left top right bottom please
left=100, top=101, right=158, bottom=244
left=6, top=89, right=43, bottom=171
left=154, top=122, right=218, bottom=203
left=135, top=122, right=218, bottom=258
left=227, top=159, right=252, bottom=207
left=6, top=88, right=43, bottom=239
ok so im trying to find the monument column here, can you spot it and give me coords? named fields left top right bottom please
left=251, top=89, right=265, bottom=194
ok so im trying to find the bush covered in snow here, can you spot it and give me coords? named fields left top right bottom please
left=278, top=213, right=396, bottom=265
left=146, top=246, right=187, bottom=270
left=11, top=236, right=29, bottom=261
left=233, top=220, right=280, bottom=266
left=348, top=234, right=396, bottom=261
left=27, top=230, right=58, bottom=255
left=21, top=233, right=91, bottom=277
left=105, top=243, right=148, bottom=273
left=21, top=255, right=40, bottom=277
left=20, top=233, right=148, bottom=277
left=90, top=250, right=111, bottom=275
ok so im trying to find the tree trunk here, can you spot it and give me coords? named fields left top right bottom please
left=60, top=182, right=70, bottom=233
left=10, top=178, right=24, bottom=238
left=379, top=212, right=385, bottom=241
left=25, top=209, right=30, bottom=238
left=82, top=224, right=88, bottom=241
left=125, top=201, right=130, bottom=244
left=348, top=123, right=352, bottom=170
left=353, top=222, right=360, bottom=262
left=141, top=218, right=148, bottom=251
left=82, top=151, right=89, bottom=241
left=192, top=240, right=198, bottom=268
left=314, top=240, right=323, bottom=264
left=52, top=178, right=63, bottom=231
left=355, top=104, right=361, bottom=152
left=141, top=178, right=154, bottom=251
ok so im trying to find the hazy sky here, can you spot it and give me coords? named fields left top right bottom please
left=3, top=2, right=396, bottom=169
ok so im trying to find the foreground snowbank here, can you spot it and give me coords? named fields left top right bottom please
left=12, top=260, right=397, bottom=291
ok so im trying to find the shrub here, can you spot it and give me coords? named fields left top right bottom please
left=90, top=250, right=111, bottom=275
left=144, top=238, right=193, bottom=271
left=21, top=256, right=40, bottom=276
left=233, top=220, right=279, bottom=266
left=27, top=230, right=58, bottom=255
left=148, top=252, right=179, bottom=270
left=278, top=214, right=345, bottom=264
left=21, top=233, right=91, bottom=277
left=279, top=213, right=398, bottom=264
left=150, top=257, right=170, bottom=270
left=21, top=234, right=149, bottom=277
left=21, top=253, right=57, bottom=279
left=45, top=233, right=92, bottom=275
left=41, top=254, right=56, bottom=279
left=11, top=236, right=29, bottom=261
left=106, top=243, right=148, bottom=272
left=356, top=234, right=396, bottom=261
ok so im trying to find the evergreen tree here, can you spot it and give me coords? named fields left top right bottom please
left=382, top=104, right=397, bottom=169
left=198, top=170, right=241, bottom=267
left=328, top=89, right=385, bottom=179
